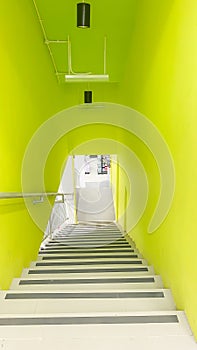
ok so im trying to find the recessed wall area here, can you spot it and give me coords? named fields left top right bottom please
left=73, top=154, right=114, bottom=222
left=45, top=154, right=115, bottom=234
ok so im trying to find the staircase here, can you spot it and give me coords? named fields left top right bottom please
left=0, top=223, right=196, bottom=349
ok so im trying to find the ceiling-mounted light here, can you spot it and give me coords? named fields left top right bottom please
left=65, top=74, right=109, bottom=82
left=84, top=90, right=92, bottom=103
left=77, top=2, right=90, bottom=28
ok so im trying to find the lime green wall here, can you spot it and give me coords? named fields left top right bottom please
left=110, top=155, right=118, bottom=220
left=117, top=164, right=129, bottom=232
left=0, top=0, right=76, bottom=289
left=117, top=0, right=197, bottom=339
left=1, top=0, right=197, bottom=340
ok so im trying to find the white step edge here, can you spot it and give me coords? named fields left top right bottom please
left=1, top=332, right=196, bottom=350
left=21, top=266, right=155, bottom=278
left=0, top=289, right=176, bottom=314
left=39, top=246, right=137, bottom=251
left=39, top=246, right=139, bottom=254
left=38, top=248, right=140, bottom=256
left=36, top=253, right=143, bottom=261
left=10, top=275, right=163, bottom=291
left=29, top=259, right=147, bottom=268
left=0, top=311, right=192, bottom=338
left=26, top=262, right=149, bottom=270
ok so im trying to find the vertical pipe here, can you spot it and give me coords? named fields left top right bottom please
left=67, top=35, right=71, bottom=74
left=104, top=36, right=107, bottom=75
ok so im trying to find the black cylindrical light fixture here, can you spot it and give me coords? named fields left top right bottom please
left=77, top=2, right=90, bottom=28
left=84, top=90, right=92, bottom=103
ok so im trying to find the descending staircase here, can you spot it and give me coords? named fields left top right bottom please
left=0, top=223, right=196, bottom=349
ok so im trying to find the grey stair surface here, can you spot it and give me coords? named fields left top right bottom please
left=3, top=222, right=196, bottom=349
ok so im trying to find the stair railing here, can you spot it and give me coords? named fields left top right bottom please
left=0, top=192, right=73, bottom=204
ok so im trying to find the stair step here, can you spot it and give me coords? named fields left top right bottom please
left=21, top=266, right=154, bottom=278
left=29, top=259, right=147, bottom=268
left=47, top=237, right=128, bottom=241
left=4, top=290, right=166, bottom=299
left=39, top=248, right=137, bottom=254
left=0, top=312, right=192, bottom=338
left=4, top=223, right=196, bottom=349
left=45, top=242, right=129, bottom=247
left=1, top=332, right=195, bottom=350
left=0, top=290, right=175, bottom=313
left=63, top=229, right=122, bottom=232
left=42, top=243, right=131, bottom=249
left=54, top=235, right=124, bottom=238
left=10, top=275, right=163, bottom=291
left=53, top=234, right=123, bottom=239
left=37, top=254, right=142, bottom=261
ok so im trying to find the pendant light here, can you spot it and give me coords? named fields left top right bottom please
left=77, top=2, right=90, bottom=28
left=84, top=90, right=92, bottom=103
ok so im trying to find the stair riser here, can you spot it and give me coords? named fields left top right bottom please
left=29, top=260, right=147, bottom=268
left=21, top=270, right=155, bottom=279
left=37, top=254, right=142, bottom=261
left=10, top=276, right=163, bottom=291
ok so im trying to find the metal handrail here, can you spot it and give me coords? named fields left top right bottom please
left=0, top=192, right=73, bottom=198
left=0, top=192, right=74, bottom=204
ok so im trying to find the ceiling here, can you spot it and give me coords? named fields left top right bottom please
left=33, top=0, right=138, bottom=83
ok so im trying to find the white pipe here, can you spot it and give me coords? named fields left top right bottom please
left=104, top=36, right=107, bottom=75
left=32, top=0, right=60, bottom=81
left=32, top=0, right=109, bottom=81
left=46, top=40, right=68, bottom=44
left=67, top=35, right=71, bottom=74
left=67, top=35, right=91, bottom=75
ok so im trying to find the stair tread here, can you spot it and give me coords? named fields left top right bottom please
left=4, top=224, right=195, bottom=349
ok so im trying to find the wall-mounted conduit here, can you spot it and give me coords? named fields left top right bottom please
left=32, top=0, right=109, bottom=82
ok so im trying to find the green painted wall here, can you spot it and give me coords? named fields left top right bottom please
left=0, top=0, right=75, bottom=289
left=110, top=155, right=118, bottom=220
left=1, top=0, right=197, bottom=340
left=0, top=0, right=121, bottom=291
left=117, top=0, right=197, bottom=339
